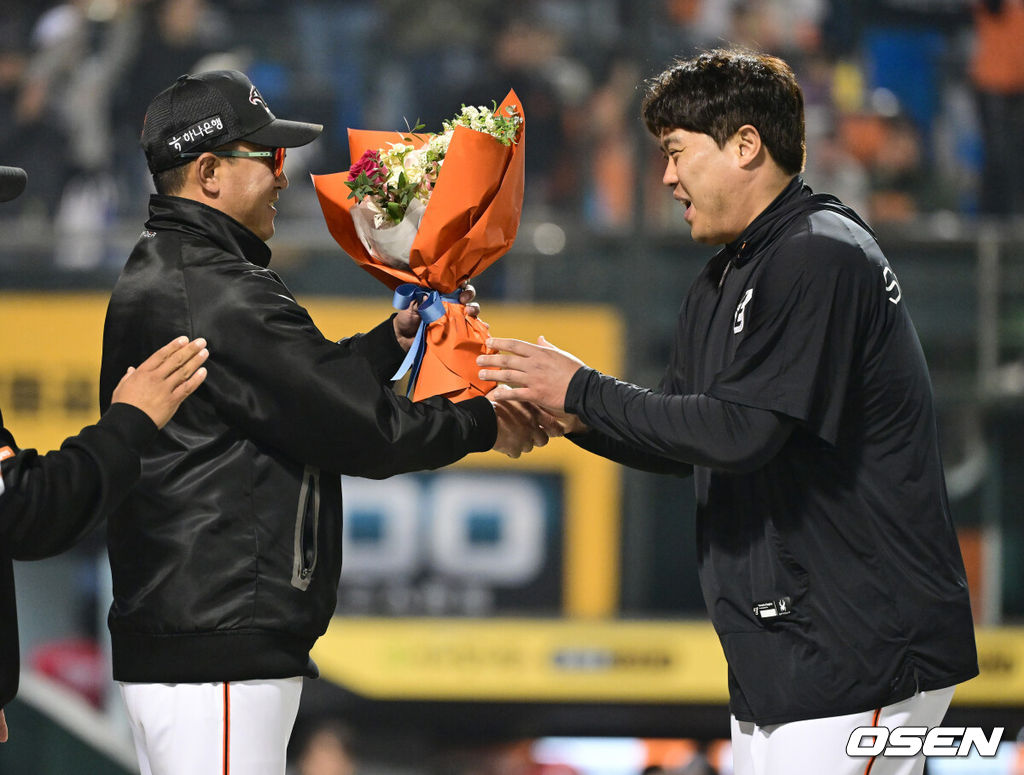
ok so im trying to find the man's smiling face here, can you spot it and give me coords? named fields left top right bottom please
left=215, top=141, right=288, bottom=241
left=660, top=127, right=748, bottom=246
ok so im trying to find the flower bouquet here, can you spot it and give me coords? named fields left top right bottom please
left=312, top=91, right=525, bottom=402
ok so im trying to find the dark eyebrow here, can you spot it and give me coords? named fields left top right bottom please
left=659, top=131, right=683, bottom=149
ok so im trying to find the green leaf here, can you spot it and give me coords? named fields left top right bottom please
left=401, top=117, right=426, bottom=143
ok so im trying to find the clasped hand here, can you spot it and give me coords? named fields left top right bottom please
left=392, top=284, right=480, bottom=350
left=488, top=394, right=566, bottom=458
left=394, top=293, right=587, bottom=457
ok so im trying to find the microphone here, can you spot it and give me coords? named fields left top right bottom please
left=0, top=166, right=28, bottom=203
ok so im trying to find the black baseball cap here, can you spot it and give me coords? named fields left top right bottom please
left=0, top=166, right=27, bottom=202
left=141, top=70, right=323, bottom=174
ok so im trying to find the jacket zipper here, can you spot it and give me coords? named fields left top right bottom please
left=291, top=466, right=320, bottom=591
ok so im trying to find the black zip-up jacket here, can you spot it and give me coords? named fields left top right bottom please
left=565, top=178, right=978, bottom=724
left=1, top=404, right=156, bottom=708
left=99, top=195, right=496, bottom=683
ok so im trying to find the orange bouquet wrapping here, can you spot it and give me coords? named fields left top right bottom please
left=312, top=90, right=525, bottom=402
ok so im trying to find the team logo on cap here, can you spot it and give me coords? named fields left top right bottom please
left=249, top=85, right=269, bottom=111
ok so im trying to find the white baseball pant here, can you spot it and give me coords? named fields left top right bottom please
left=730, top=686, right=956, bottom=775
left=119, top=677, right=302, bottom=775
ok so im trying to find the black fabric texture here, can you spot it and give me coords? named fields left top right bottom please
left=566, top=177, right=978, bottom=724
left=99, top=195, right=496, bottom=683
left=0, top=403, right=154, bottom=707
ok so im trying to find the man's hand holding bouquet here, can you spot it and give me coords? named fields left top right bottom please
left=312, top=92, right=524, bottom=402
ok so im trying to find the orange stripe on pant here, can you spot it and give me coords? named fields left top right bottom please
left=223, top=682, right=231, bottom=775
left=863, top=707, right=881, bottom=775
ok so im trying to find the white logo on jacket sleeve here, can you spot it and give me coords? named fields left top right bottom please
left=0, top=445, right=12, bottom=496
left=883, top=266, right=902, bottom=305
left=733, top=288, right=753, bottom=333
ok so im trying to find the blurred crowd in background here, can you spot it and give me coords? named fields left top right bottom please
left=4, top=4, right=1024, bottom=772
left=1, top=0, right=1023, bottom=269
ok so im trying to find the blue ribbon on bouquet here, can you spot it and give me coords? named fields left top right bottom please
left=391, top=283, right=463, bottom=397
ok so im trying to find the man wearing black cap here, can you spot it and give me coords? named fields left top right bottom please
left=0, top=166, right=210, bottom=743
left=99, top=71, right=545, bottom=774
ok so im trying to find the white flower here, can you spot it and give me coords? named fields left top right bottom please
left=354, top=97, right=520, bottom=229
left=402, top=150, right=426, bottom=185
left=428, top=130, right=453, bottom=156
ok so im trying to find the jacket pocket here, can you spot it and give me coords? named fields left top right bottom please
left=748, top=518, right=808, bottom=619
left=291, top=465, right=321, bottom=591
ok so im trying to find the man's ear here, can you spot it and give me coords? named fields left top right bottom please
left=734, top=125, right=763, bottom=169
left=195, top=154, right=222, bottom=195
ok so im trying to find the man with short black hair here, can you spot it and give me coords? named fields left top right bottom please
left=101, top=70, right=548, bottom=774
left=479, top=49, right=978, bottom=775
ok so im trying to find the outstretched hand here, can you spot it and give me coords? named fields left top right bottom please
left=477, top=336, right=586, bottom=415
left=111, top=336, right=209, bottom=429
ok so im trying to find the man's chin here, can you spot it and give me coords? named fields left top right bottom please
left=688, top=226, right=710, bottom=245
left=688, top=226, right=725, bottom=247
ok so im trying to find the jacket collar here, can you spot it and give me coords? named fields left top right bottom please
left=145, top=194, right=272, bottom=268
left=722, top=176, right=805, bottom=265
left=720, top=175, right=875, bottom=267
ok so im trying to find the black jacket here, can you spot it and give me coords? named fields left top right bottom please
left=0, top=404, right=156, bottom=708
left=99, top=195, right=496, bottom=683
left=566, top=178, right=978, bottom=724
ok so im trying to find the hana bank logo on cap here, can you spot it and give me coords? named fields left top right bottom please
left=141, top=70, right=323, bottom=174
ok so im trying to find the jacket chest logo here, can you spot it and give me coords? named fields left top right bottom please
left=733, top=288, right=753, bottom=333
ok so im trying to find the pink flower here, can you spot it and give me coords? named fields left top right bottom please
left=347, top=149, right=388, bottom=187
